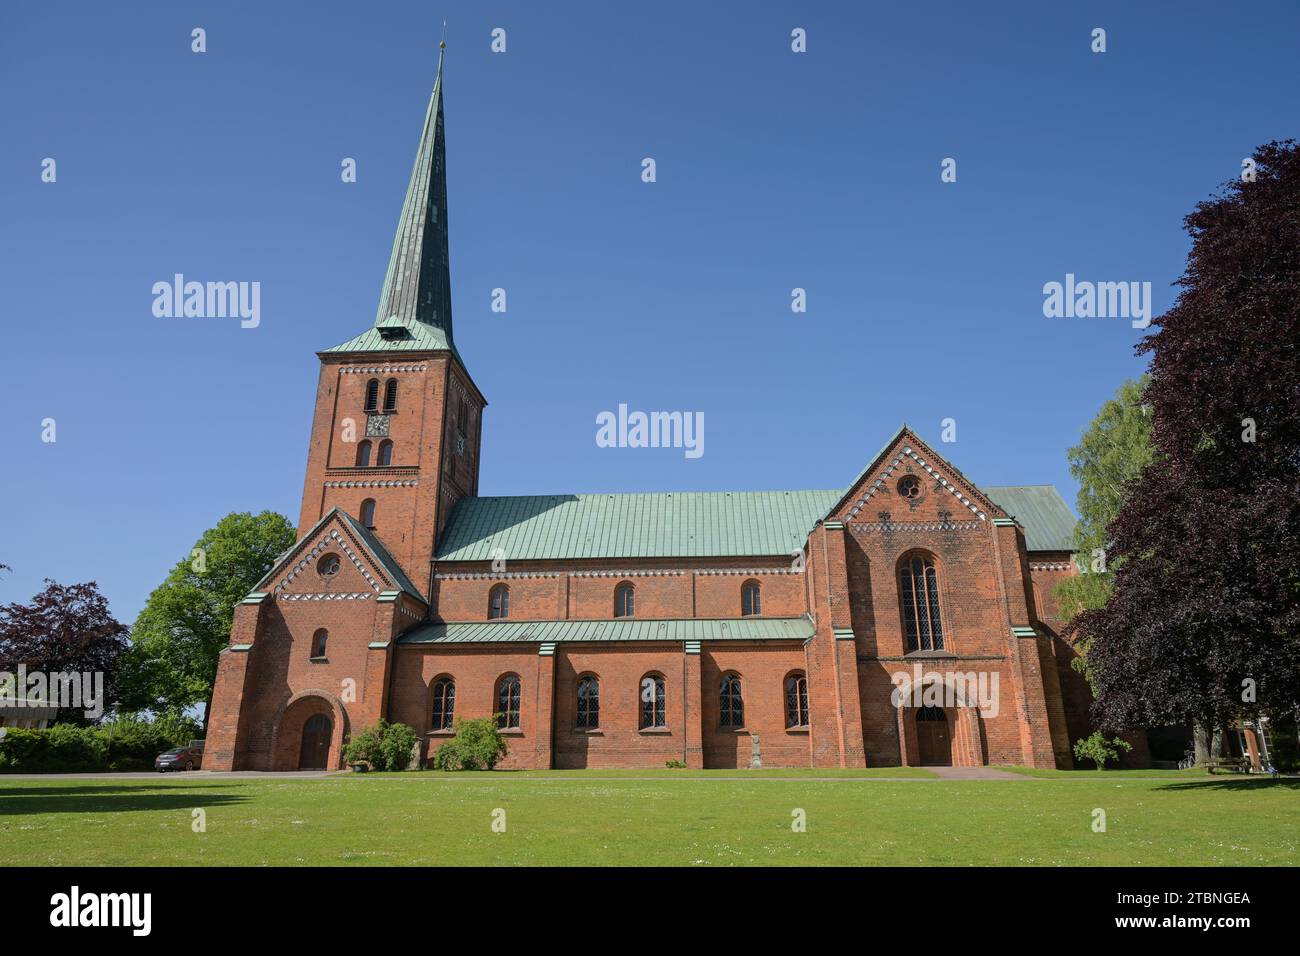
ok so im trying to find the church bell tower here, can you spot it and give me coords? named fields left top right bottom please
left=297, top=43, right=485, bottom=601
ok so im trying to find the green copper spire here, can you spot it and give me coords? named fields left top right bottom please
left=373, top=41, right=453, bottom=343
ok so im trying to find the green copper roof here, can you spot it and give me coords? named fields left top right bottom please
left=320, top=316, right=458, bottom=357
left=982, top=485, right=1077, bottom=552
left=435, top=490, right=842, bottom=561
left=435, top=482, right=1075, bottom=562
left=399, top=616, right=816, bottom=645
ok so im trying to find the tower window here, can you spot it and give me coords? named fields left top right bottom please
left=898, top=475, right=921, bottom=499
left=488, top=584, right=509, bottom=620
left=741, top=579, right=761, bottom=616
left=317, top=554, right=341, bottom=577
left=614, top=582, right=634, bottom=618
left=383, top=379, right=398, bottom=412
left=378, top=439, right=394, bottom=466
left=356, top=440, right=372, bottom=467
left=364, top=379, right=379, bottom=413
left=310, top=629, right=329, bottom=659
left=360, top=498, right=376, bottom=529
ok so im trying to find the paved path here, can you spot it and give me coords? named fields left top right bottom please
left=1, top=769, right=1280, bottom=782
left=923, top=766, right=1027, bottom=780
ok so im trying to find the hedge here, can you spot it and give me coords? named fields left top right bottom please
left=0, top=716, right=200, bottom=773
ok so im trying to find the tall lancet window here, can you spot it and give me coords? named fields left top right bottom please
left=899, top=553, right=945, bottom=652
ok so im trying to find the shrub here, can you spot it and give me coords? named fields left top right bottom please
left=0, top=728, right=46, bottom=771
left=665, top=759, right=687, bottom=769
left=45, top=723, right=108, bottom=769
left=343, top=719, right=419, bottom=772
left=1073, top=731, right=1133, bottom=770
left=431, top=717, right=508, bottom=771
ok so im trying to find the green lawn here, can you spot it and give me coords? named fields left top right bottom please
left=1, top=771, right=1295, bottom=866
left=997, top=766, right=1209, bottom=779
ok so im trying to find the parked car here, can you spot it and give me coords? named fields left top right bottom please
left=155, top=741, right=204, bottom=772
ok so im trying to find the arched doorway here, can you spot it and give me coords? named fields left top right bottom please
left=915, top=705, right=952, bottom=766
left=298, top=713, right=333, bottom=770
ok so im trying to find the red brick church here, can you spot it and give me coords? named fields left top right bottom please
left=205, top=50, right=1094, bottom=772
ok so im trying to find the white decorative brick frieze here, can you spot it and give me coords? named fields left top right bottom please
left=435, top=571, right=566, bottom=581
left=434, top=566, right=802, bottom=581
left=323, top=479, right=419, bottom=489
left=273, top=529, right=386, bottom=596
left=845, top=447, right=989, bottom=522
left=342, top=364, right=428, bottom=374
left=850, top=520, right=983, bottom=535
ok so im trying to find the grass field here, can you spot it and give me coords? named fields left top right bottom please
left=1, top=771, right=1295, bottom=866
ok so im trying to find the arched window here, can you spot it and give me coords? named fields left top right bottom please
left=496, top=674, right=521, bottom=729
left=741, top=579, right=761, bottom=616
left=360, top=498, right=376, bottom=529
left=639, top=674, right=666, bottom=729
left=431, top=678, right=455, bottom=731
left=488, top=584, right=509, bottom=620
left=383, top=379, right=398, bottom=412
left=378, top=439, right=394, bottom=466
left=719, top=673, right=744, bottom=728
left=614, top=582, right=634, bottom=618
left=576, top=675, right=600, bottom=729
left=784, top=672, right=809, bottom=728
left=356, top=440, right=372, bottom=467
left=364, top=379, right=379, bottom=412
left=899, top=553, right=944, bottom=652
left=310, top=628, right=328, bottom=659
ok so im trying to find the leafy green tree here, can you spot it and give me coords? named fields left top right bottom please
left=1072, top=731, right=1133, bottom=770
left=1054, top=376, right=1155, bottom=688
left=120, top=511, right=295, bottom=730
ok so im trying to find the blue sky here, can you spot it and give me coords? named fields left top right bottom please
left=2, top=0, right=1296, bottom=623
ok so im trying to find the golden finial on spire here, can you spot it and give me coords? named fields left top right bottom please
left=440, top=19, right=447, bottom=49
